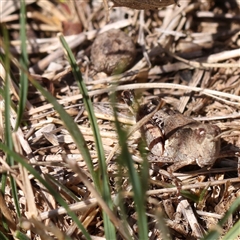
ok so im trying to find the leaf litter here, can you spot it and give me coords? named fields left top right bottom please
left=1, top=0, right=240, bottom=239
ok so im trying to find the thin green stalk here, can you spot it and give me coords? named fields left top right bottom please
left=59, top=34, right=116, bottom=239
left=15, top=231, right=31, bottom=240
left=15, top=0, right=29, bottom=130
left=110, top=92, right=149, bottom=239
left=26, top=74, right=99, bottom=238
left=0, top=143, right=91, bottom=240
left=1, top=26, right=21, bottom=219
left=29, top=75, right=96, bottom=178
left=222, top=218, right=240, bottom=240
left=0, top=27, right=8, bottom=208
left=203, top=196, right=240, bottom=240
left=45, top=174, right=80, bottom=202
left=0, top=232, right=9, bottom=240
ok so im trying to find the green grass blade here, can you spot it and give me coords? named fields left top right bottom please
left=0, top=28, right=8, bottom=200
left=222, top=218, right=240, bottom=240
left=110, top=93, right=149, bottom=239
left=1, top=27, right=21, bottom=219
left=59, top=34, right=116, bottom=239
left=58, top=34, right=109, bottom=193
left=203, top=196, right=240, bottom=240
left=119, top=146, right=149, bottom=240
left=0, top=232, right=9, bottom=240
left=15, top=231, right=31, bottom=240
left=0, top=143, right=91, bottom=240
left=27, top=74, right=103, bottom=237
left=15, top=0, right=28, bottom=130
left=46, top=174, right=79, bottom=202
left=29, top=76, right=96, bottom=181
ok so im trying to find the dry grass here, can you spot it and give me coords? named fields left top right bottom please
left=1, top=0, right=240, bottom=239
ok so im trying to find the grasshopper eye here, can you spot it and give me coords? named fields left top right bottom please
left=121, top=90, right=134, bottom=107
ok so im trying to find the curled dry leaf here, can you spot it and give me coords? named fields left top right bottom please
left=91, top=29, right=136, bottom=75
left=111, top=0, right=178, bottom=9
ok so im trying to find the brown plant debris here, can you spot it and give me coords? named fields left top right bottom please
left=0, top=0, right=240, bottom=239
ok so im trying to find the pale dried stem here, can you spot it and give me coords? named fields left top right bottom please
left=177, top=200, right=204, bottom=238
left=26, top=82, right=240, bottom=117
left=146, top=177, right=240, bottom=195
left=64, top=156, right=131, bottom=239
